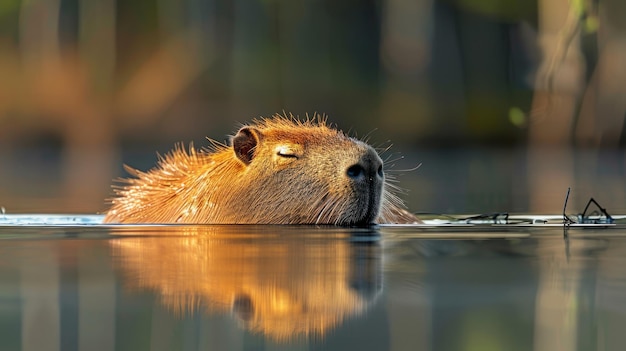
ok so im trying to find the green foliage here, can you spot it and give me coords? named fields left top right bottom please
left=0, top=0, right=19, bottom=18
left=571, top=0, right=599, bottom=33
left=508, top=107, right=527, bottom=128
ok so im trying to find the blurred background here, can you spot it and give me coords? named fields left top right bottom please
left=0, top=0, right=625, bottom=215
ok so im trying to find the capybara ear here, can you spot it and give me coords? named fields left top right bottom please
left=233, top=127, right=262, bottom=165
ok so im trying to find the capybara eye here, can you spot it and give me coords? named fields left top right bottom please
left=277, top=146, right=298, bottom=159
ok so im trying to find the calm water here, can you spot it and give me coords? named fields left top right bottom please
left=1, top=219, right=626, bottom=351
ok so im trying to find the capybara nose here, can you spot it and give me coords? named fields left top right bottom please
left=346, top=149, right=384, bottom=183
left=232, top=293, right=254, bottom=321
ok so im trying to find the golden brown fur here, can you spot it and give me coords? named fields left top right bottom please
left=103, top=114, right=418, bottom=225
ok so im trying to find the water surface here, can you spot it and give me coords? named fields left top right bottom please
left=1, top=219, right=626, bottom=350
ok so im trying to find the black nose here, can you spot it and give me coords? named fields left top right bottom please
left=346, top=147, right=384, bottom=225
left=232, top=294, right=254, bottom=322
left=346, top=151, right=384, bottom=182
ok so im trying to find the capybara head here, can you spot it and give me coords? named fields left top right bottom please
left=104, top=115, right=417, bottom=225
left=225, top=118, right=384, bottom=225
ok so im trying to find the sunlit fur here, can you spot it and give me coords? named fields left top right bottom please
left=103, top=114, right=419, bottom=224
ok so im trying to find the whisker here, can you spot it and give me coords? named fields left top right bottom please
left=384, top=180, right=404, bottom=189
left=382, top=152, right=405, bottom=163
left=383, top=190, right=406, bottom=207
left=314, top=194, right=333, bottom=224
left=329, top=199, right=347, bottom=225
left=346, top=126, right=355, bottom=137
left=376, top=144, right=394, bottom=156
left=375, top=141, right=394, bottom=154
left=385, top=182, right=409, bottom=195
left=386, top=163, right=422, bottom=173
left=384, top=179, right=401, bottom=185
left=360, top=128, right=379, bottom=144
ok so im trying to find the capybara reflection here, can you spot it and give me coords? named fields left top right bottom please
left=110, top=227, right=382, bottom=340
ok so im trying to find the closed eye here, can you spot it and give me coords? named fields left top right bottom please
left=274, top=145, right=302, bottom=159
left=277, top=149, right=298, bottom=158
left=276, top=145, right=299, bottom=158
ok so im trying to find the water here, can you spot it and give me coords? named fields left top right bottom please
left=2, top=217, right=626, bottom=350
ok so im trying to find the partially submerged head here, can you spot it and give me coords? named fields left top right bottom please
left=104, top=114, right=417, bottom=225
left=225, top=116, right=385, bottom=225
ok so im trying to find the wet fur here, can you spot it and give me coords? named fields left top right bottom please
left=103, top=115, right=418, bottom=224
